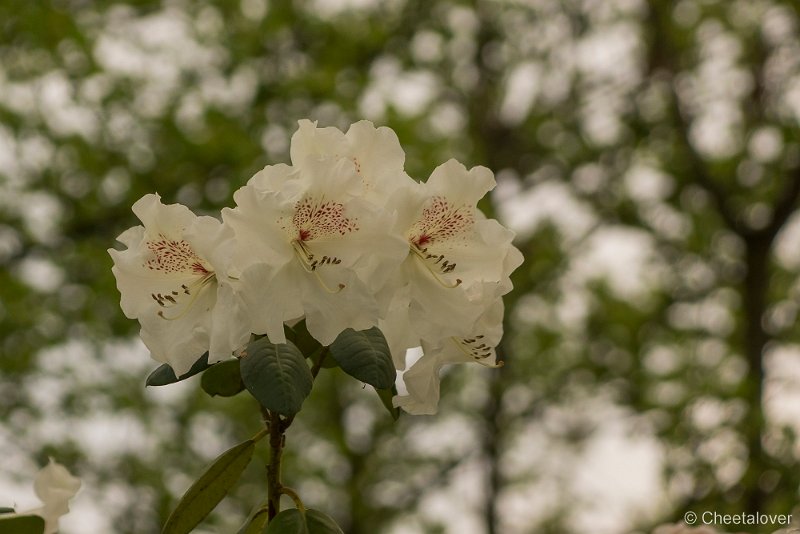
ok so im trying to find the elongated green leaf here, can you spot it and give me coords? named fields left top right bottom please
left=146, top=352, right=211, bottom=386
left=306, top=509, right=344, bottom=534
left=329, top=328, right=395, bottom=389
left=264, top=509, right=308, bottom=534
left=240, top=339, right=312, bottom=417
left=0, top=507, right=15, bottom=514
left=162, top=438, right=256, bottom=534
left=0, top=514, right=45, bottom=534
left=201, top=359, right=245, bottom=397
left=376, top=385, right=400, bottom=421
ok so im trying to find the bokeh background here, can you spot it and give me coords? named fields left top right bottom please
left=3, top=0, right=800, bottom=532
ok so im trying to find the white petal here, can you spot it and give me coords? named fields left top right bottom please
left=422, top=218, right=517, bottom=287
left=32, top=459, right=80, bottom=534
left=237, top=262, right=304, bottom=344
left=379, top=290, right=420, bottom=369
left=289, top=120, right=413, bottom=204
left=208, top=281, right=252, bottom=364
left=309, top=197, right=408, bottom=293
left=425, top=159, right=495, bottom=207
left=138, top=287, right=214, bottom=375
left=301, top=268, right=380, bottom=345
left=345, top=120, right=411, bottom=199
left=396, top=298, right=505, bottom=414
left=296, top=153, right=363, bottom=200
left=290, top=119, right=348, bottom=166
left=131, top=193, right=196, bottom=238
left=109, top=246, right=186, bottom=319
left=248, top=163, right=296, bottom=192
left=224, top=185, right=295, bottom=271
left=404, top=258, right=485, bottom=340
left=393, top=354, right=443, bottom=415
left=114, top=225, right=145, bottom=250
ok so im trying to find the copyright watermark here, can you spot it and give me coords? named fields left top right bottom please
left=683, top=510, right=792, bottom=527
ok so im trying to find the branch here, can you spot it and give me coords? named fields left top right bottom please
left=762, top=165, right=800, bottom=241
left=669, top=93, right=745, bottom=234
left=647, top=0, right=744, bottom=235
left=266, top=410, right=295, bottom=519
left=267, top=410, right=283, bottom=519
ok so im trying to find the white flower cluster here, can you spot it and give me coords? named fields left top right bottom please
left=110, top=120, right=522, bottom=414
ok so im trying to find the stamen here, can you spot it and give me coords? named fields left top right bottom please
left=155, top=273, right=216, bottom=320
left=291, top=239, right=345, bottom=294
left=411, top=246, right=461, bottom=289
left=291, top=240, right=318, bottom=273
left=313, top=271, right=346, bottom=294
left=450, top=337, right=502, bottom=368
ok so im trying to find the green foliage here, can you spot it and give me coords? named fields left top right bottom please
left=236, top=500, right=270, bottom=534
left=376, top=385, right=400, bottom=421
left=162, top=438, right=258, bottom=534
left=305, top=509, right=345, bottom=534
left=240, top=339, right=313, bottom=417
left=316, top=350, right=339, bottom=369
left=285, top=321, right=323, bottom=358
left=329, top=328, right=395, bottom=389
left=264, top=509, right=307, bottom=534
left=146, top=353, right=211, bottom=387
left=264, top=508, right=343, bottom=534
left=201, top=359, right=246, bottom=398
left=0, top=514, right=45, bottom=534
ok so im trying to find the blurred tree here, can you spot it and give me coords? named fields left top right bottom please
left=3, top=0, right=800, bottom=533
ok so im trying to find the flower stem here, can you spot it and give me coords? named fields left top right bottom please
left=265, top=409, right=295, bottom=520
left=262, top=347, right=324, bottom=520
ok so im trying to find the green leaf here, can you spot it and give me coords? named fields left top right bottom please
left=0, top=514, right=45, bottom=534
left=284, top=320, right=322, bottom=357
left=146, top=352, right=211, bottom=386
left=317, top=350, right=338, bottom=369
left=329, top=328, right=395, bottom=389
left=306, top=509, right=344, bottom=534
left=201, top=359, right=245, bottom=397
left=240, top=338, right=312, bottom=417
left=236, top=499, right=269, bottom=534
left=0, top=507, right=15, bottom=514
left=261, top=508, right=343, bottom=534
left=162, top=438, right=256, bottom=534
left=264, top=509, right=308, bottom=534
left=376, top=385, right=400, bottom=421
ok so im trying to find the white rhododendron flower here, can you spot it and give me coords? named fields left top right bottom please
left=395, top=298, right=505, bottom=415
left=15, top=459, right=81, bottom=534
left=109, top=194, right=250, bottom=375
left=395, top=159, right=520, bottom=339
left=290, top=119, right=413, bottom=205
left=224, top=154, right=408, bottom=345
left=386, top=159, right=523, bottom=413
